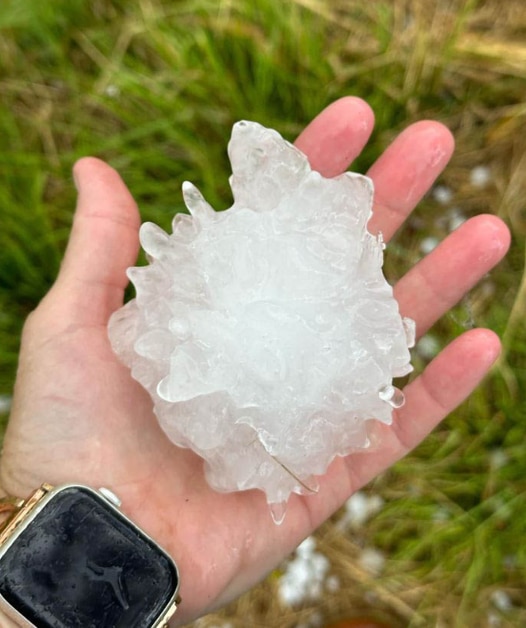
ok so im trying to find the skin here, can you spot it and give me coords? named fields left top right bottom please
left=0, top=97, right=511, bottom=625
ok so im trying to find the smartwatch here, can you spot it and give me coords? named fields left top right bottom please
left=0, top=484, right=180, bottom=627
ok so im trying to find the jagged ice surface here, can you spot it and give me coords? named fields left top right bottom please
left=108, top=121, right=415, bottom=523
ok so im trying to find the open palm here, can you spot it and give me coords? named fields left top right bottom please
left=0, top=98, right=510, bottom=625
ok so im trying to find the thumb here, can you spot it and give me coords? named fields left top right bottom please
left=53, top=157, right=141, bottom=325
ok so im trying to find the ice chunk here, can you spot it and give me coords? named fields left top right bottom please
left=470, top=165, right=491, bottom=188
left=108, top=121, right=414, bottom=521
left=278, top=536, right=330, bottom=606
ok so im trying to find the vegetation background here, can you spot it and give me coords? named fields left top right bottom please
left=0, top=0, right=525, bottom=625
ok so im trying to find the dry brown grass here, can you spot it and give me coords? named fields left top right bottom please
left=1, top=0, right=525, bottom=626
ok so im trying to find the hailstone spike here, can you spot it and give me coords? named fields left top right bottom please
left=108, top=121, right=415, bottom=524
left=139, top=222, right=171, bottom=259
left=182, top=180, right=215, bottom=222
left=403, top=317, right=416, bottom=348
left=378, top=385, right=406, bottom=409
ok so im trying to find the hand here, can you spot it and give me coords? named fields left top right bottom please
left=0, top=97, right=510, bottom=625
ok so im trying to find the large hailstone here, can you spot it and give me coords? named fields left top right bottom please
left=108, top=121, right=415, bottom=523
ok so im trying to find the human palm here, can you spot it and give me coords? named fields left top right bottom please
left=0, top=98, right=510, bottom=625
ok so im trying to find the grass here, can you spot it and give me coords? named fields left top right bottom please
left=1, top=0, right=525, bottom=625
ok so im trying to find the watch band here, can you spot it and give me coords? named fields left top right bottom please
left=0, top=484, right=52, bottom=545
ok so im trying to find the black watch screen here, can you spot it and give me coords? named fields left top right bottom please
left=0, top=486, right=179, bottom=628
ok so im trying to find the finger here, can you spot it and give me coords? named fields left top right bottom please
left=367, top=120, right=455, bottom=240
left=294, top=96, right=375, bottom=177
left=391, top=328, right=501, bottom=452
left=55, top=157, right=141, bottom=324
left=394, top=214, right=511, bottom=337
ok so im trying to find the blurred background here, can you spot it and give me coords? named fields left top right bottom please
left=0, top=0, right=525, bottom=625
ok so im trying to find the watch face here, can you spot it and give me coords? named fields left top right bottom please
left=0, top=486, right=179, bottom=628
